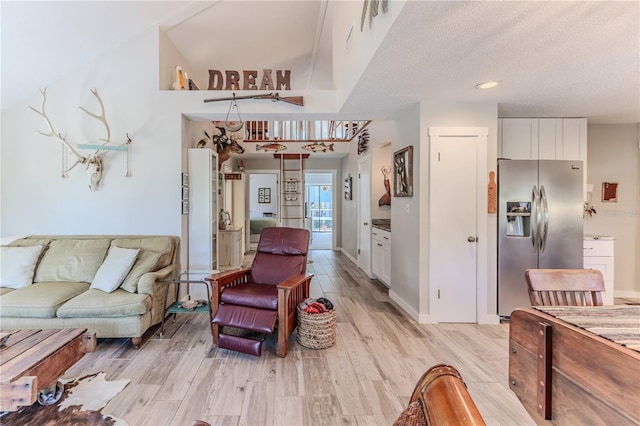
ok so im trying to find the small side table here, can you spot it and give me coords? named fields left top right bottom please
left=159, top=272, right=214, bottom=339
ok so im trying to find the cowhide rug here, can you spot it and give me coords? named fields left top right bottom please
left=0, top=372, right=130, bottom=426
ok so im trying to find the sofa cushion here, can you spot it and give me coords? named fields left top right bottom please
left=1, top=245, right=44, bottom=289
left=0, top=287, right=15, bottom=296
left=110, top=237, right=175, bottom=270
left=120, top=251, right=162, bottom=293
left=0, top=281, right=90, bottom=318
left=57, top=289, right=152, bottom=318
left=8, top=238, right=51, bottom=247
left=90, top=247, right=139, bottom=293
left=35, top=239, right=110, bottom=283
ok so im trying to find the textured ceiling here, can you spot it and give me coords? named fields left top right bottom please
left=1, top=1, right=638, bottom=123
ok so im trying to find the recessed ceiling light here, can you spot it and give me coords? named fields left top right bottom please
left=475, top=81, right=500, bottom=90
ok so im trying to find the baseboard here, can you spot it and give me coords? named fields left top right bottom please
left=340, top=247, right=357, bottom=265
left=478, top=314, right=501, bottom=324
left=389, top=290, right=434, bottom=323
left=615, top=290, right=640, bottom=299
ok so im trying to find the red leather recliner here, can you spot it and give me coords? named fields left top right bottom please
left=207, top=227, right=313, bottom=357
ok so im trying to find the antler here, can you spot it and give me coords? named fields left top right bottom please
left=79, top=88, right=111, bottom=149
left=29, top=88, right=88, bottom=172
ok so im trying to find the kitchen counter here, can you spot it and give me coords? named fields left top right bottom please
left=372, top=219, right=390, bottom=232
left=584, top=234, right=615, bottom=240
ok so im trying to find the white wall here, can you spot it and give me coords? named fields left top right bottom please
left=584, top=124, right=639, bottom=297
left=413, top=101, right=498, bottom=323
left=249, top=174, right=278, bottom=218
left=340, top=120, right=400, bottom=260
left=330, top=0, right=406, bottom=107
left=1, top=28, right=182, bottom=237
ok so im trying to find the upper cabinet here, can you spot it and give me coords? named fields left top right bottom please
left=499, top=118, right=586, bottom=162
left=499, top=118, right=588, bottom=197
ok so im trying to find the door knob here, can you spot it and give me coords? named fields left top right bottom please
left=364, top=222, right=369, bottom=226
left=467, top=236, right=476, bottom=242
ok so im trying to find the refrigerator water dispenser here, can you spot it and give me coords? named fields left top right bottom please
left=506, top=202, right=531, bottom=237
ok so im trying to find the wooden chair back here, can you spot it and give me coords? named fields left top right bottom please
left=525, top=269, right=605, bottom=306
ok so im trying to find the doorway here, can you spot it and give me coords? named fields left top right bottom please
left=305, top=172, right=333, bottom=250
left=247, top=172, right=279, bottom=250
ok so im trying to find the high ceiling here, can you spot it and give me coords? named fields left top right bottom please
left=1, top=1, right=638, bottom=123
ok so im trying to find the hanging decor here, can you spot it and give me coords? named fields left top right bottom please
left=30, top=87, right=132, bottom=191
left=344, top=175, right=353, bottom=200
left=213, top=126, right=245, bottom=169
left=204, top=92, right=303, bottom=107
left=357, top=128, right=369, bottom=155
left=223, top=93, right=244, bottom=132
left=207, top=69, right=292, bottom=91
left=393, top=145, right=413, bottom=197
left=378, top=165, right=391, bottom=206
left=196, top=129, right=211, bottom=148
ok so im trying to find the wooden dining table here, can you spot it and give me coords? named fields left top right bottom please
left=509, top=306, right=640, bottom=425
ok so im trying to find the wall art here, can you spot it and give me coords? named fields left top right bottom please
left=602, top=182, right=618, bottom=202
left=393, top=145, right=413, bottom=197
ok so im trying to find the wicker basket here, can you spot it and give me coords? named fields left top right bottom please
left=297, top=307, right=336, bottom=349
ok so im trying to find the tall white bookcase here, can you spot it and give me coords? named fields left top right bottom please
left=188, top=148, right=219, bottom=294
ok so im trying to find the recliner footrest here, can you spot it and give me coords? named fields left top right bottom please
left=212, top=304, right=277, bottom=334
left=218, top=333, right=262, bottom=356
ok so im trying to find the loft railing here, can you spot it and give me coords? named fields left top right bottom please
left=244, top=120, right=370, bottom=142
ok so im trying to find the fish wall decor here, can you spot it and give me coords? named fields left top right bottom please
left=302, top=142, right=334, bottom=153
left=256, top=142, right=287, bottom=152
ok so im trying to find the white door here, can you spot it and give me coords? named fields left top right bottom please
left=358, top=156, right=372, bottom=276
left=430, top=134, right=478, bottom=322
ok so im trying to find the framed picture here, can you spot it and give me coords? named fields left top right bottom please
left=602, top=182, right=618, bottom=202
left=181, top=186, right=189, bottom=200
left=259, top=195, right=266, bottom=203
left=393, top=145, right=413, bottom=197
left=182, top=173, right=189, bottom=186
left=181, top=200, right=189, bottom=215
left=258, top=188, right=265, bottom=196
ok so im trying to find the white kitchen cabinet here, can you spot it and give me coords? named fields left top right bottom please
left=498, top=118, right=586, bottom=161
left=188, top=148, right=219, bottom=300
left=538, top=118, right=563, bottom=160
left=499, top=118, right=538, bottom=160
left=583, top=236, right=615, bottom=305
left=562, top=118, right=588, bottom=198
left=219, top=226, right=243, bottom=269
left=499, top=118, right=588, bottom=198
left=371, top=228, right=391, bottom=287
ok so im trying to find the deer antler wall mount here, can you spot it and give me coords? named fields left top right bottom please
left=30, top=87, right=132, bottom=191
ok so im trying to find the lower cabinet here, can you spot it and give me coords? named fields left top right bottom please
left=219, top=227, right=243, bottom=269
left=371, top=228, right=391, bottom=287
left=583, top=237, right=614, bottom=305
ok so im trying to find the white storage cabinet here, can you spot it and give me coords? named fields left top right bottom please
left=371, top=228, right=391, bottom=287
left=583, top=237, right=615, bottom=305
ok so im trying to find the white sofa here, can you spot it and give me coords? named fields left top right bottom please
left=0, top=235, right=179, bottom=347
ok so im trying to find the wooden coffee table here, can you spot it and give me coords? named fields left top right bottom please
left=0, top=328, right=96, bottom=412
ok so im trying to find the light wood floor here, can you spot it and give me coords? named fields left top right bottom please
left=64, top=250, right=536, bottom=426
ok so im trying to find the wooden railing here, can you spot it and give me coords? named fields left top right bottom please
left=244, top=120, right=370, bottom=142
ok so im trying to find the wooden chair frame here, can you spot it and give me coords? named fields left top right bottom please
left=524, top=269, right=605, bottom=306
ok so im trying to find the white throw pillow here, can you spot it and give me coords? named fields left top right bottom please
left=1, top=245, right=44, bottom=289
left=90, top=246, right=140, bottom=293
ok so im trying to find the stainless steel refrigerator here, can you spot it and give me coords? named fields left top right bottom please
left=497, top=159, right=584, bottom=317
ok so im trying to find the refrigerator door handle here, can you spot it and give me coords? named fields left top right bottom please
left=531, top=185, right=539, bottom=253
left=540, top=185, right=549, bottom=253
